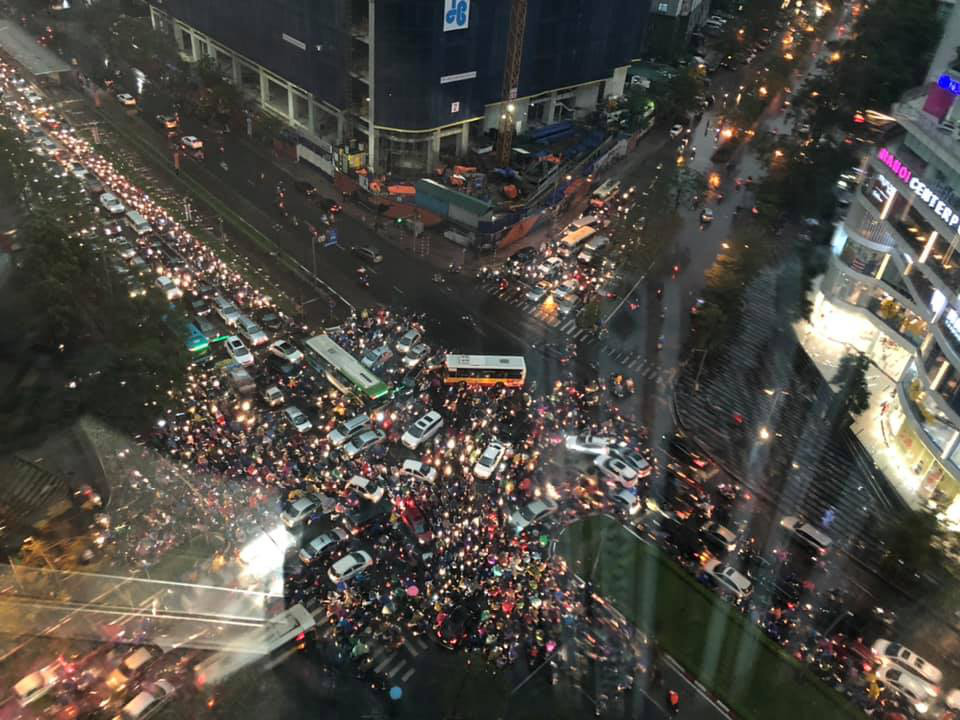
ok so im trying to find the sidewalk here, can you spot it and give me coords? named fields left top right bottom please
left=794, top=285, right=922, bottom=508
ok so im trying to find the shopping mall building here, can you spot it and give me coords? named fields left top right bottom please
left=816, top=47, right=960, bottom=511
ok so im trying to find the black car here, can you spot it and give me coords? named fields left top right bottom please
left=436, top=604, right=476, bottom=649
left=188, top=296, right=210, bottom=316
left=266, top=354, right=301, bottom=378
left=344, top=498, right=390, bottom=535
left=260, top=312, right=283, bottom=332
left=294, top=180, right=317, bottom=197
left=352, top=246, right=383, bottom=264
left=318, top=197, right=342, bottom=214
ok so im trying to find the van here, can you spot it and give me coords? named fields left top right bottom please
left=401, top=410, right=444, bottom=450
left=213, top=296, right=240, bottom=327
left=125, top=210, right=153, bottom=236
left=327, top=414, right=372, bottom=447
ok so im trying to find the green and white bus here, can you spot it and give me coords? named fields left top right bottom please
left=304, top=334, right=390, bottom=402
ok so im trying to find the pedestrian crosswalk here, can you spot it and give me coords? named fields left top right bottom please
left=478, top=279, right=674, bottom=380
left=312, top=615, right=428, bottom=687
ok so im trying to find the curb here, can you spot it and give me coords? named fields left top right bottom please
left=663, top=653, right=735, bottom=719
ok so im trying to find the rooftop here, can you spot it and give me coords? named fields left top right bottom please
left=0, top=19, right=70, bottom=76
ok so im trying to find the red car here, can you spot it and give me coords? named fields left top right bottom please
left=401, top=500, right=433, bottom=545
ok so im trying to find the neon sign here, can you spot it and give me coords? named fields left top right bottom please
left=877, top=148, right=960, bottom=228
left=938, top=74, right=960, bottom=96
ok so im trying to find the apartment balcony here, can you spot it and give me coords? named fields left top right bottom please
left=892, top=92, right=960, bottom=179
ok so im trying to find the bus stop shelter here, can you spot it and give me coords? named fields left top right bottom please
left=0, top=19, right=71, bottom=83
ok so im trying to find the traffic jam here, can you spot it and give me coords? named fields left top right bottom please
left=0, top=52, right=955, bottom=720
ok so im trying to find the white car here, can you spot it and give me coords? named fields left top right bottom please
left=509, top=498, right=558, bottom=533
left=156, top=275, right=182, bottom=300
left=670, top=124, right=685, bottom=139
left=329, top=550, right=373, bottom=584
left=225, top=335, right=254, bottom=366
left=703, top=559, right=753, bottom=601
left=701, top=521, right=739, bottom=553
left=115, top=240, right=137, bottom=260
left=611, top=448, right=652, bottom=478
left=594, top=454, right=639, bottom=488
left=400, top=459, right=438, bottom=483
left=181, top=135, right=203, bottom=150
left=396, top=329, right=421, bottom=354
left=526, top=280, right=552, bottom=303
left=342, top=429, right=386, bottom=459
left=700, top=208, right=714, bottom=223
left=106, top=647, right=157, bottom=691
left=268, top=338, right=304, bottom=364
left=283, top=405, right=312, bottom=433
left=872, top=639, right=943, bottom=685
left=282, top=496, right=320, bottom=528
left=117, top=678, right=176, bottom=720
left=401, top=411, right=444, bottom=450
left=556, top=296, right=579, bottom=317
left=13, top=663, right=61, bottom=706
left=237, top=316, right=268, bottom=347
left=263, top=385, right=284, bottom=407
left=404, top=343, right=430, bottom=368
left=780, top=516, right=832, bottom=556
left=473, top=441, right=507, bottom=480
left=875, top=664, right=940, bottom=715
left=299, top=527, right=349, bottom=564
left=99, top=192, right=126, bottom=215
left=565, top=434, right=613, bottom=455
left=116, top=92, right=136, bottom=106
left=611, top=487, right=642, bottom=515
left=345, top=475, right=384, bottom=503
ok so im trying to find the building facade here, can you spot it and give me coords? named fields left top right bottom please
left=819, top=55, right=960, bottom=507
left=644, top=0, right=710, bottom=61
left=147, top=0, right=648, bottom=172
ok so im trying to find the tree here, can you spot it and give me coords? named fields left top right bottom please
left=830, top=352, right=871, bottom=421
left=879, top=510, right=948, bottom=585
left=578, top=300, right=602, bottom=329
left=649, top=70, right=704, bottom=124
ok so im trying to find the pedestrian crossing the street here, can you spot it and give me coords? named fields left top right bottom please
left=362, top=628, right=427, bottom=685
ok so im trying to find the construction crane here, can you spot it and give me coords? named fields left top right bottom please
left=494, top=0, right=528, bottom=167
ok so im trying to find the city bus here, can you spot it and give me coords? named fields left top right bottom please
left=444, top=354, right=527, bottom=387
left=184, top=321, right=210, bottom=355
left=194, top=603, right=315, bottom=689
left=558, top=225, right=597, bottom=258
left=304, top=334, right=390, bottom=401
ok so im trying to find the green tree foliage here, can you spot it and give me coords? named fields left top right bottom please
left=830, top=352, right=871, bottom=421
left=0, top=125, right=187, bottom=453
left=649, top=70, right=704, bottom=124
